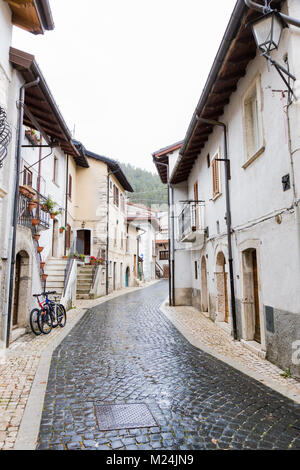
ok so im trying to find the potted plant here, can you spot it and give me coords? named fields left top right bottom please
left=28, top=199, right=38, bottom=212
left=44, top=196, right=56, bottom=214
left=90, top=256, right=97, bottom=265
left=32, top=218, right=39, bottom=227
left=40, top=261, right=45, bottom=270
left=97, top=257, right=104, bottom=265
left=34, top=233, right=40, bottom=242
left=42, top=274, right=48, bottom=282
left=37, top=246, right=44, bottom=254
left=78, top=254, right=85, bottom=262
left=50, top=210, right=61, bottom=220
left=59, top=226, right=66, bottom=234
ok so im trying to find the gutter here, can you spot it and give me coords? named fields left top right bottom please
left=36, top=0, right=55, bottom=31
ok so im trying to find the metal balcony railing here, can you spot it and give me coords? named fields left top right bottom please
left=178, top=202, right=205, bottom=242
left=18, top=190, right=50, bottom=230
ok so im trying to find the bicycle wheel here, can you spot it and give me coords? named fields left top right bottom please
left=30, top=309, right=42, bottom=336
left=38, top=307, right=53, bottom=335
left=57, top=304, right=67, bottom=328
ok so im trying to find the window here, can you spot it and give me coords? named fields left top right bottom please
left=207, top=154, right=210, bottom=168
left=68, top=174, right=72, bottom=200
left=113, top=185, right=119, bottom=207
left=212, top=156, right=220, bottom=198
left=159, top=251, right=169, bottom=261
left=243, top=78, right=264, bottom=163
left=23, top=166, right=32, bottom=187
left=53, top=156, right=59, bottom=185
left=120, top=193, right=125, bottom=212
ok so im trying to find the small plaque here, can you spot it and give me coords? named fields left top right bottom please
left=95, top=404, right=157, bottom=431
left=265, top=306, right=275, bottom=334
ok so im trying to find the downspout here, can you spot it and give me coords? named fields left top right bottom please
left=106, top=171, right=110, bottom=296
left=6, top=78, right=40, bottom=349
left=64, top=154, right=69, bottom=256
left=170, top=185, right=175, bottom=306
left=198, top=116, right=238, bottom=340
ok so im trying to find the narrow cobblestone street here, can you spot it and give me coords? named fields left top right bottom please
left=37, top=281, right=300, bottom=450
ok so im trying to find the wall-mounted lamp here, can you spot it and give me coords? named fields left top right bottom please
left=81, top=221, right=86, bottom=229
left=245, top=0, right=300, bottom=100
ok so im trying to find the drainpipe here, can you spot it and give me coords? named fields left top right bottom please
left=170, top=186, right=175, bottom=306
left=198, top=117, right=238, bottom=340
left=5, top=78, right=40, bottom=349
left=153, top=158, right=173, bottom=306
left=64, top=154, right=69, bottom=256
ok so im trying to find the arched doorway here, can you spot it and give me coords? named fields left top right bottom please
left=125, top=267, right=130, bottom=287
left=242, top=248, right=261, bottom=343
left=12, top=251, right=30, bottom=328
left=52, top=219, right=59, bottom=257
left=215, top=251, right=229, bottom=323
left=201, top=257, right=208, bottom=313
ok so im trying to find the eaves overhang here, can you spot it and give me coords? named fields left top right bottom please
left=5, top=0, right=54, bottom=34
left=10, top=48, right=79, bottom=158
left=171, top=0, right=282, bottom=185
left=152, top=141, right=183, bottom=184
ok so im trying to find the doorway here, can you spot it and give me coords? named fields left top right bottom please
left=113, top=262, right=117, bottom=290
left=77, top=230, right=91, bottom=256
left=125, top=267, right=130, bottom=287
left=120, top=263, right=123, bottom=288
left=52, top=219, right=59, bottom=257
left=215, top=251, right=229, bottom=323
left=201, top=256, right=208, bottom=313
left=12, top=251, right=30, bottom=329
left=242, top=249, right=261, bottom=343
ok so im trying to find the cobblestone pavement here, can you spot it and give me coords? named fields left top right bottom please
left=37, top=281, right=300, bottom=450
left=162, top=303, right=300, bottom=400
left=0, top=282, right=156, bottom=450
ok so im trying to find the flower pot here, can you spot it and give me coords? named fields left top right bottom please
left=50, top=213, right=56, bottom=220
left=32, top=218, right=39, bottom=227
left=28, top=201, right=37, bottom=212
left=40, top=262, right=45, bottom=270
left=90, top=260, right=96, bottom=265
left=34, top=233, right=40, bottom=242
left=41, top=204, right=48, bottom=212
left=59, top=228, right=64, bottom=233
left=37, top=246, right=44, bottom=254
left=42, top=274, right=48, bottom=282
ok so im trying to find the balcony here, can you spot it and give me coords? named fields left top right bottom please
left=18, top=189, right=50, bottom=231
left=178, top=203, right=205, bottom=246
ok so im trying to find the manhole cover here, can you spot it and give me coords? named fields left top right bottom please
left=95, top=404, right=157, bottom=431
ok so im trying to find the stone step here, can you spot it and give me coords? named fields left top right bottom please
left=44, top=271, right=65, bottom=278
left=46, top=280, right=65, bottom=288
left=76, top=288, right=90, bottom=294
left=46, top=259, right=67, bottom=266
left=76, top=294, right=90, bottom=300
left=77, top=280, right=92, bottom=286
left=77, top=276, right=93, bottom=282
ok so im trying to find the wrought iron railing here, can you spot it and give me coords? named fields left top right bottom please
left=18, top=193, right=33, bottom=228
left=18, top=190, right=50, bottom=230
left=178, top=203, right=205, bottom=241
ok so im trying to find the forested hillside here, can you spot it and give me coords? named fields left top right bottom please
left=120, top=162, right=168, bottom=208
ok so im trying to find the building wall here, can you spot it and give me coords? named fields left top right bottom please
left=170, top=4, right=300, bottom=377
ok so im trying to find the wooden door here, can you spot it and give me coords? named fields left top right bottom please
left=252, top=251, right=261, bottom=343
left=12, top=254, right=21, bottom=327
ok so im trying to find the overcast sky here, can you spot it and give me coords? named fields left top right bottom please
left=12, top=0, right=237, bottom=173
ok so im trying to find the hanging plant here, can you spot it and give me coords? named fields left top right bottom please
left=42, top=274, right=48, bottom=282
left=59, top=226, right=66, bottom=233
left=28, top=200, right=38, bottom=212
left=44, top=196, right=56, bottom=213
left=32, top=218, right=39, bottom=227
left=40, top=262, right=45, bottom=270
left=50, top=210, right=61, bottom=220
left=37, top=246, right=44, bottom=254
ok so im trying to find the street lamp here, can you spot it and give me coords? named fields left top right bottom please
left=249, top=11, right=286, bottom=54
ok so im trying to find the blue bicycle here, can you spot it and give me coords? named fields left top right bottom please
left=30, top=291, right=67, bottom=335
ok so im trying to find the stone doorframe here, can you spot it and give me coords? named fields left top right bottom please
left=214, top=244, right=231, bottom=326
left=238, top=239, right=266, bottom=352
left=200, top=255, right=209, bottom=313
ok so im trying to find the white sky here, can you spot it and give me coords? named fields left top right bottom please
left=12, top=0, right=237, bottom=173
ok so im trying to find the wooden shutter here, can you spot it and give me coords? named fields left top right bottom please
left=212, top=158, right=219, bottom=197
left=68, top=174, right=72, bottom=200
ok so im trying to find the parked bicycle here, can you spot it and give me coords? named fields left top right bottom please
left=30, top=291, right=67, bottom=336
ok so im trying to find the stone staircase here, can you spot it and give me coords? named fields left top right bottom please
left=44, top=257, right=67, bottom=299
left=76, top=265, right=93, bottom=299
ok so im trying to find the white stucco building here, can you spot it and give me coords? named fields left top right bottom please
left=154, top=0, right=300, bottom=378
